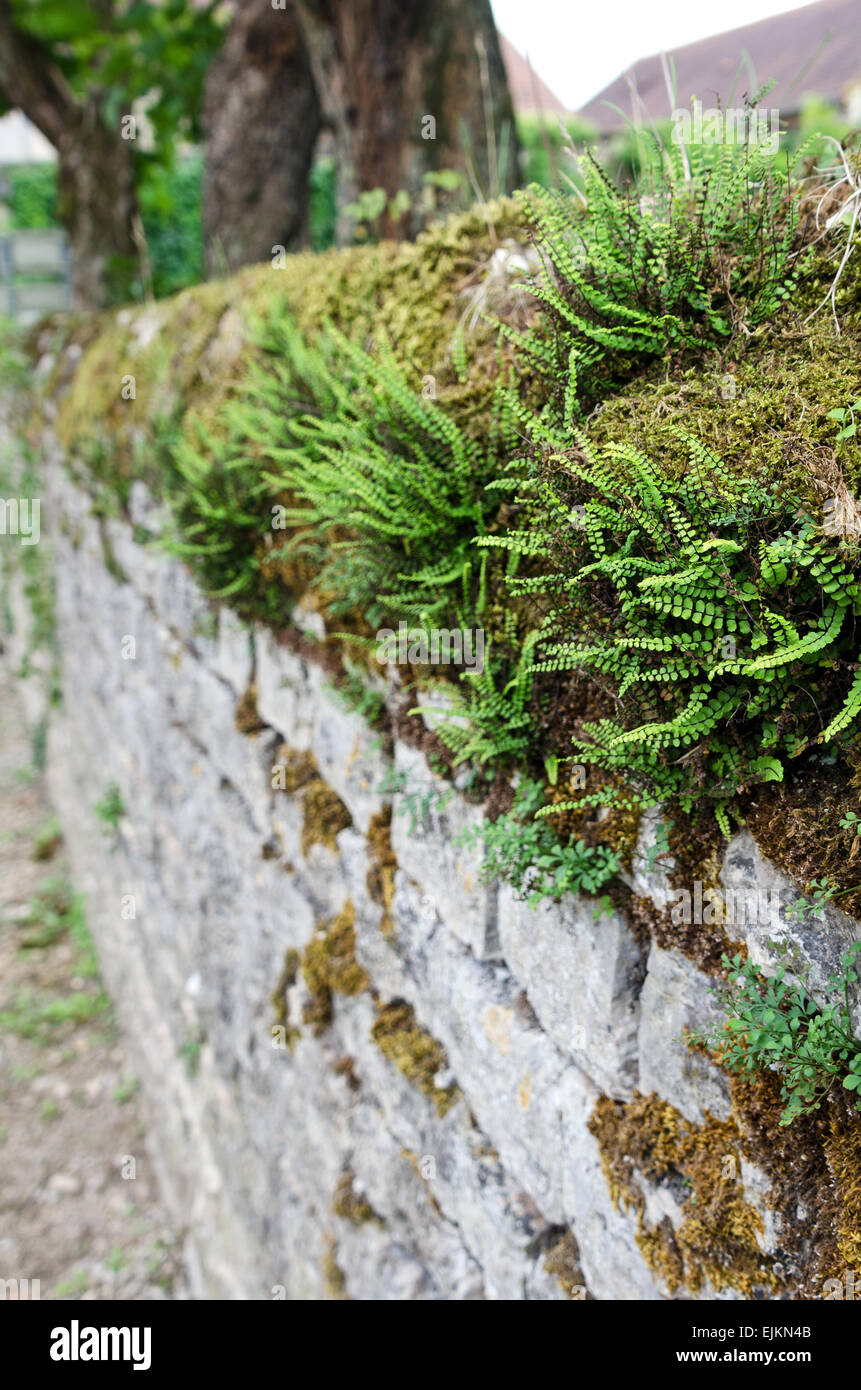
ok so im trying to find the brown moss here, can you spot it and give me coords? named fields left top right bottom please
left=745, top=741, right=861, bottom=923
left=272, top=745, right=318, bottom=794
left=234, top=682, right=266, bottom=735
left=366, top=808, right=398, bottom=938
left=371, top=1000, right=460, bottom=1116
left=728, top=1068, right=861, bottom=1297
left=542, top=1230, right=589, bottom=1299
left=332, top=1055, right=361, bottom=1092
left=332, top=1170, right=384, bottom=1227
left=301, top=900, right=369, bottom=1034
left=588, top=1091, right=785, bottom=1297
left=300, top=779, right=352, bottom=857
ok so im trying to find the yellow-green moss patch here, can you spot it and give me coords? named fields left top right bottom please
left=371, top=1000, right=460, bottom=1117
left=301, top=900, right=369, bottom=1035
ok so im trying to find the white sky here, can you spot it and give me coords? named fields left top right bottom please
left=491, top=0, right=818, bottom=111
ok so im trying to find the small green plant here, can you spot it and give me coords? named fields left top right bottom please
left=827, top=399, right=861, bottom=442
left=457, top=778, right=619, bottom=910
left=692, top=945, right=861, bottom=1124
left=503, top=101, right=812, bottom=414
left=840, top=811, right=861, bottom=835
left=413, top=633, right=538, bottom=768
left=32, top=815, right=62, bottom=862
left=784, top=876, right=859, bottom=922
left=94, top=783, right=125, bottom=833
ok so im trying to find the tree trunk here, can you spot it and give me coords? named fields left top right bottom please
left=202, top=0, right=321, bottom=275
left=293, top=0, right=519, bottom=244
left=0, top=1, right=140, bottom=309
left=56, top=100, right=140, bottom=308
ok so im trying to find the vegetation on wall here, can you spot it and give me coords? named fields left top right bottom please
left=39, top=99, right=861, bottom=920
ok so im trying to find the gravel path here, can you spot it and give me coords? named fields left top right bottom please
left=0, top=653, right=186, bottom=1301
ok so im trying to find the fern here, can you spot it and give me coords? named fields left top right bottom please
left=480, top=430, right=861, bottom=819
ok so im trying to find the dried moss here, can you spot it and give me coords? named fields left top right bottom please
left=272, top=744, right=318, bottom=794
left=728, top=1068, right=861, bottom=1297
left=371, top=1000, right=460, bottom=1117
left=542, top=1230, right=588, bottom=1300
left=332, top=1170, right=384, bottom=1227
left=301, top=900, right=369, bottom=1035
left=321, top=1236, right=349, bottom=1300
left=588, top=1091, right=785, bottom=1297
left=300, top=779, right=352, bottom=857
left=366, top=807, right=398, bottom=938
left=234, top=682, right=265, bottom=735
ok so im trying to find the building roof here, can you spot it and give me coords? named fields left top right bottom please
left=499, top=33, right=569, bottom=116
left=578, top=0, right=861, bottom=132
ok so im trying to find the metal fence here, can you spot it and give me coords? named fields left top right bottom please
left=0, top=228, right=72, bottom=323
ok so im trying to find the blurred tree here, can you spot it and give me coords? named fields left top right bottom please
left=0, top=0, right=222, bottom=307
left=204, top=0, right=519, bottom=261
left=202, top=0, right=320, bottom=275
left=295, top=0, right=519, bottom=242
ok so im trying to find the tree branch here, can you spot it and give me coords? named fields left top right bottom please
left=0, top=0, right=81, bottom=149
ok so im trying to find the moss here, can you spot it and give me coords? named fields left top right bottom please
left=332, top=1170, right=384, bottom=1227
left=371, top=999, right=460, bottom=1117
left=588, top=1092, right=785, bottom=1297
left=272, top=744, right=318, bottom=794
left=301, top=778, right=352, bottom=857
left=50, top=199, right=527, bottom=505
left=301, top=900, right=369, bottom=1034
left=542, top=1230, right=588, bottom=1299
left=321, top=1236, right=349, bottom=1300
left=234, top=682, right=266, bottom=735
left=270, top=947, right=301, bottom=1050
left=728, top=1067, right=861, bottom=1297
left=366, top=808, right=398, bottom=938
left=744, top=739, right=861, bottom=922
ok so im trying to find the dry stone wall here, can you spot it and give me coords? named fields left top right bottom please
left=6, top=444, right=860, bottom=1301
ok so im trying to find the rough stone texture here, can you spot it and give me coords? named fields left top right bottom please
left=9, top=452, right=857, bottom=1300
left=637, top=945, right=733, bottom=1124
left=722, top=832, right=861, bottom=1034
left=497, top=886, right=646, bottom=1100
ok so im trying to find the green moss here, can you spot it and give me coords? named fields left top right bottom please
left=301, top=900, right=369, bottom=1035
left=371, top=999, right=460, bottom=1117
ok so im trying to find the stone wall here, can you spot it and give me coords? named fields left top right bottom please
left=7, top=446, right=860, bottom=1301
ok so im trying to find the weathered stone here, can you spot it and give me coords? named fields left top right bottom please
left=637, top=944, right=732, bottom=1123
left=497, top=885, right=646, bottom=1099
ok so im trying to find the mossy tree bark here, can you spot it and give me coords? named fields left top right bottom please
left=293, top=0, right=519, bottom=244
left=201, top=0, right=321, bottom=275
left=0, top=0, right=139, bottom=309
